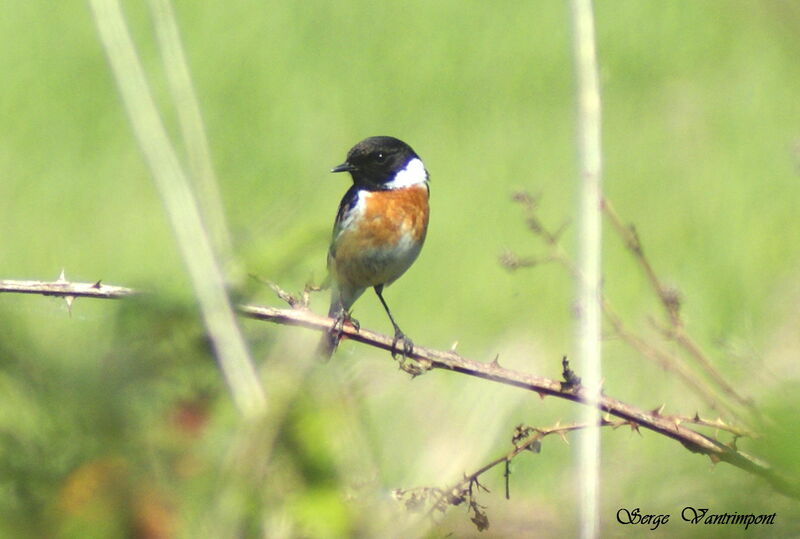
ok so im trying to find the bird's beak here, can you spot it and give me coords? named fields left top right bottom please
left=331, top=162, right=354, bottom=173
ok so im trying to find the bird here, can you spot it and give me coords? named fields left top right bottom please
left=317, top=136, right=430, bottom=359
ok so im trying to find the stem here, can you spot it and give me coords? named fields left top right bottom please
left=570, top=0, right=603, bottom=536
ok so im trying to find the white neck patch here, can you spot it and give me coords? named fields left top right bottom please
left=384, top=157, right=428, bottom=189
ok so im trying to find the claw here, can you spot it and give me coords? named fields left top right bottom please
left=331, top=310, right=346, bottom=341
left=331, top=310, right=359, bottom=341
left=390, top=328, right=414, bottom=359
left=319, top=309, right=358, bottom=360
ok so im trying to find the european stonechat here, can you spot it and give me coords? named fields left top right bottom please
left=318, top=136, right=430, bottom=359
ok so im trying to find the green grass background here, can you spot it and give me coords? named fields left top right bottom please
left=1, top=1, right=799, bottom=537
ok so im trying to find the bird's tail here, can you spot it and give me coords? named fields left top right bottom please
left=315, top=302, right=341, bottom=361
left=315, top=330, right=339, bottom=361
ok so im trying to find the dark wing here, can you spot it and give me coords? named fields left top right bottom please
left=327, top=185, right=361, bottom=265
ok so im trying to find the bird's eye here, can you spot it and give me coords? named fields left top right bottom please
left=374, top=152, right=387, bottom=163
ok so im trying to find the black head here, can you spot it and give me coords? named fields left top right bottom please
left=332, top=136, right=422, bottom=188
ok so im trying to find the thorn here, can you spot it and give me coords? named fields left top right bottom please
left=64, top=295, right=75, bottom=316
left=650, top=404, right=665, bottom=416
left=490, top=354, right=500, bottom=367
left=57, top=268, right=67, bottom=283
left=694, top=412, right=701, bottom=422
left=537, top=391, right=546, bottom=400
left=557, top=430, right=570, bottom=445
left=708, top=454, right=721, bottom=465
left=93, top=280, right=102, bottom=288
left=629, top=422, right=642, bottom=435
left=450, top=341, right=459, bottom=351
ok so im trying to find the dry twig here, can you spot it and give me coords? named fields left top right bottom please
left=601, top=197, right=754, bottom=411
left=395, top=420, right=624, bottom=531
left=1, top=277, right=794, bottom=501
left=239, top=303, right=794, bottom=500
left=503, top=192, right=751, bottom=422
left=0, top=276, right=136, bottom=299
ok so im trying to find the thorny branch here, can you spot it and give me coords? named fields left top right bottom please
left=601, top=197, right=754, bottom=411
left=395, top=408, right=756, bottom=529
left=501, top=192, right=752, bottom=423
left=394, top=420, right=623, bottom=531
left=240, top=299, right=794, bottom=501
left=1, top=274, right=797, bottom=504
left=0, top=275, right=136, bottom=300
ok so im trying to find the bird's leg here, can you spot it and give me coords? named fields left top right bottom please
left=318, top=303, right=357, bottom=360
left=374, top=285, right=413, bottom=359
left=330, top=307, right=346, bottom=342
left=330, top=305, right=360, bottom=342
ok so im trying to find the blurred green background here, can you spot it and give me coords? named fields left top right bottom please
left=1, top=0, right=799, bottom=537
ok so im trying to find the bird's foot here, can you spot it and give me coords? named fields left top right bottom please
left=349, top=316, right=361, bottom=332
left=331, top=310, right=360, bottom=341
left=390, top=328, right=414, bottom=360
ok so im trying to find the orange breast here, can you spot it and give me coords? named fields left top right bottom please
left=359, top=184, right=429, bottom=246
left=330, top=184, right=430, bottom=288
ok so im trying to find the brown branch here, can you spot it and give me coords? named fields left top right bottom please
left=601, top=198, right=681, bottom=324
left=602, top=197, right=754, bottom=411
left=600, top=297, right=743, bottom=420
left=239, top=303, right=797, bottom=500
left=504, top=196, right=737, bottom=417
left=1, top=275, right=795, bottom=500
left=406, top=414, right=753, bottom=529
left=396, top=420, right=625, bottom=530
left=0, top=277, right=137, bottom=299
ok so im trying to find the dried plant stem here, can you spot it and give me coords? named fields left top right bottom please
left=0, top=278, right=136, bottom=299
left=243, top=303, right=795, bottom=499
left=0, top=277, right=794, bottom=498
left=570, top=0, right=603, bottom=534
left=90, top=0, right=265, bottom=418
left=508, top=194, right=748, bottom=422
left=403, top=420, right=623, bottom=528
left=601, top=301, right=742, bottom=419
left=147, top=0, right=234, bottom=266
left=602, top=197, right=753, bottom=411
